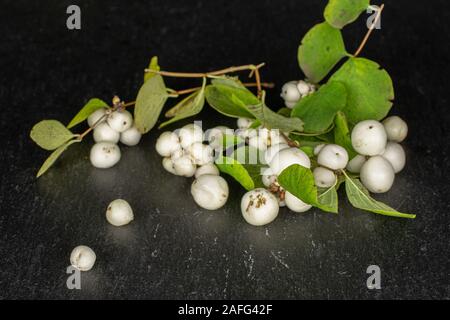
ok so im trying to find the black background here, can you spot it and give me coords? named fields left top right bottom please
left=0, top=0, right=449, bottom=299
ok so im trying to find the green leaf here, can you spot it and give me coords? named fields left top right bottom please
left=134, top=74, right=169, bottom=134
left=318, top=186, right=338, bottom=213
left=219, top=134, right=244, bottom=149
left=299, top=146, right=314, bottom=157
left=204, top=81, right=257, bottom=119
left=278, top=164, right=337, bottom=213
left=344, top=173, right=415, bottom=219
left=324, top=0, right=370, bottom=29
left=67, top=98, right=109, bottom=129
left=334, top=111, right=357, bottom=158
left=215, top=156, right=257, bottom=191
left=246, top=101, right=304, bottom=132
left=30, top=120, right=76, bottom=151
left=277, top=107, right=292, bottom=117
left=329, top=57, right=394, bottom=123
left=298, top=22, right=348, bottom=83
left=159, top=78, right=206, bottom=128
left=144, top=56, right=160, bottom=82
left=36, top=139, right=80, bottom=177
left=291, top=81, right=347, bottom=133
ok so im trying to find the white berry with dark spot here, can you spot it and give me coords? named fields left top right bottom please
left=313, top=167, right=336, bottom=188
left=351, top=120, right=387, bottom=156
left=241, top=188, right=279, bottom=226
left=317, top=144, right=349, bottom=170
left=107, top=110, right=133, bottom=133
left=70, top=245, right=96, bottom=271
left=90, top=142, right=121, bottom=168
left=106, top=199, right=134, bottom=226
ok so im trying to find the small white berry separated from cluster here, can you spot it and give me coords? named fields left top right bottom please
left=280, top=80, right=316, bottom=109
left=241, top=188, right=279, bottom=226
left=70, top=245, right=96, bottom=271
left=106, top=199, right=134, bottom=226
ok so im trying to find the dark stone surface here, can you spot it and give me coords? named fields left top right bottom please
left=0, top=0, right=449, bottom=299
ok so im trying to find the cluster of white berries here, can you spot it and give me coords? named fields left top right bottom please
left=280, top=80, right=316, bottom=109
left=155, top=124, right=229, bottom=210
left=88, top=107, right=142, bottom=169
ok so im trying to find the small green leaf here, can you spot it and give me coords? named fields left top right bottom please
left=277, top=107, right=292, bottom=117
left=318, top=185, right=338, bottom=213
left=204, top=80, right=257, bottom=119
left=159, top=78, right=206, bottom=128
left=291, top=81, right=347, bottom=133
left=298, top=22, right=348, bottom=83
left=344, top=173, right=415, bottom=219
left=144, top=56, right=160, bottom=82
left=278, top=164, right=337, bottom=213
left=329, top=57, right=394, bottom=123
left=134, top=74, right=169, bottom=134
left=324, top=0, right=370, bottom=29
left=334, top=111, right=357, bottom=158
left=247, top=100, right=304, bottom=132
left=67, top=98, right=109, bottom=129
left=215, top=156, right=257, bottom=191
left=36, top=139, right=80, bottom=177
left=30, top=120, right=76, bottom=151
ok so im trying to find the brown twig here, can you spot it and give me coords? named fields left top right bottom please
left=144, top=63, right=266, bottom=78
left=354, top=4, right=385, bottom=57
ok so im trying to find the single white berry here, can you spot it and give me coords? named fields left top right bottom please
left=360, top=156, right=395, bottom=193
left=248, top=136, right=268, bottom=151
left=178, top=124, right=204, bottom=149
left=195, top=163, right=219, bottom=178
left=93, top=122, right=120, bottom=143
left=280, top=81, right=301, bottom=102
left=351, top=120, right=387, bottom=156
left=381, top=142, right=406, bottom=173
left=107, top=110, right=133, bottom=133
left=317, top=144, right=349, bottom=170
left=313, top=144, right=325, bottom=156
left=383, top=116, right=408, bottom=142
left=237, top=118, right=253, bottom=129
left=284, top=191, right=312, bottom=213
left=120, top=126, right=142, bottom=146
left=187, top=142, right=214, bottom=165
left=173, top=155, right=196, bottom=177
left=261, top=167, right=277, bottom=187
left=296, top=80, right=311, bottom=96
left=313, top=167, right=336, bottom=188
left=162, top=157, right=177, bottom=175
left=191, top=175, right=229, bottom=210
left=90, top=142, right=121, bottom=168
left=155, top=131, right=181, bottom=157
left=264, top=143, right=289, bottom=165
left=270, top=147, right=311, bottom=175
left=241, top=188, right=279, bottom=226
left=87, top=108, right=108, bottom=127
left=346, top=155, right=367, bottom=173
left=106, top=199, right=134, bottom=226
left=70, top=245, right=96, bottom=271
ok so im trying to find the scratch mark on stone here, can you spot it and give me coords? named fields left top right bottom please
left=153, top=223, right=161, bottom=238
left=271, top=251, right=289, bottom=269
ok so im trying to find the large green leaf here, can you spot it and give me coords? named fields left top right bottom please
left=329, top=57, right=394, bottom=123
left=334, top=111, right=357, bottom=158
left=134, top=75, right=169, bottom=133
left=344, top=173, right=415, bottom=219
left=67, top=98, right=109, bottom=129
left=36, top=139, right=80, bottom=177
left=278, top=164, right=337, bottom=213
left=291, top=81, right=346, bottom=133
left=298, top=22, right=348, bottom=83
left=144, top=56, right=160, bottom=82
left=30, top=120, right=76, bottom=151
left=324, top=0, right=370, bottom=29
left=246, top=101, right=304, bottom=133
left=159, top=79, right=206, bottom=128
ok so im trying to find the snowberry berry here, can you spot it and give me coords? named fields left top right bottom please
left=162, top=157, right=177, bottom=175
left=205, top=126, right=232, bottom=150
left=241, top=188, right=279, bottom=226
left=107, top=110, right=133, bottom=133
left=264, top=143, right=289, bottom=165
left=106, top=199, right=134, bottom=226
left=284, top=191, right=312, bottom=213
left=187, top=142, right=214, bottom=165
left=237, top=118, right=253, bottom=129
left=191, top=175, right=229, bottom=210
left=351, top=120, right=387, bottom=156
left=93, top=122, right=120, bottom=143
left=382, top=116, right=408, bottom=142
left=90, top=142, right=121, bottom=168
left=317, top=144, right=349, bottom=170
left=346, top=154, right=367, bottom=173
left=261, top=167, right=277, bottom=187
left=178, top=124, right=204, bottom=149
left=120, top=126, right=142, bottom=146
left=173, top=155, right=196, bottom=177
left=155, top=131, right=181, bottom=157
left=195, top=163, right=219, bottom=178
left=280, top=81, right=301, bottom=103
left=381, top=142, right=406, bottom=173
left=314, top=144, right=325, bottom=156
left=360, top=156, right=395, bottom=193
left=70, top=245, right=96, bottom=271
left=296, top=80, right=311, bottom=96
left=87, top=108, right=108, bottom=127
left=313, top=167, right=336, bottom=188
left=270, top=147, right=311, bottom=175
left=248, top=135, right=268, bottom=151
